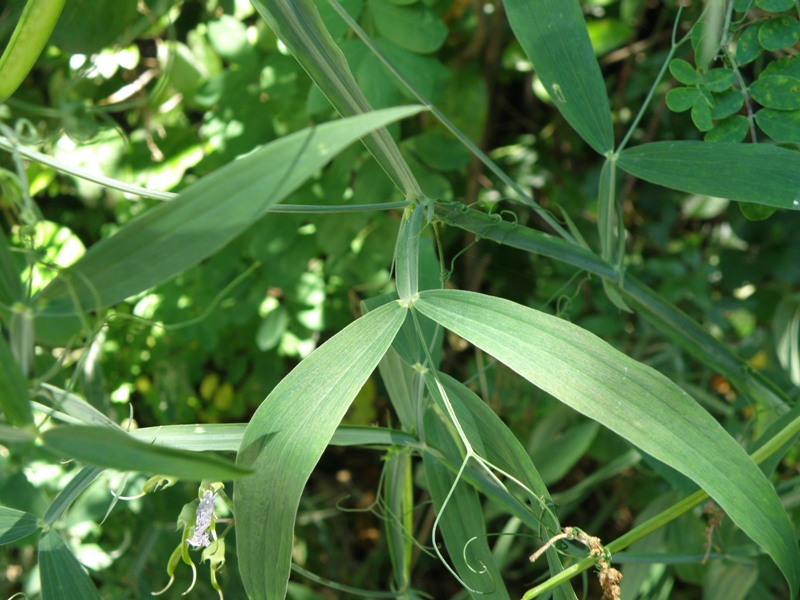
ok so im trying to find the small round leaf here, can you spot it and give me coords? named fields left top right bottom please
left=735, top=25, right=762, bottom=66
left=711, top=88, right=744, bottom=119
left=755, top=0, right=795, bottom=12
left=666, top=87, right=701, bottom=112
left=758, top=17, right=800, bottom=52
left=750, top=75, right=800, bottom=109
left=704, top=68, right=736, bottom=92
left=755, top=108, right=800, bottom=143
left=691, top=97, right=714, bottom=131
left=669, top=59, right=700, bottom=85
left=704, top=115, right=749, bottom=142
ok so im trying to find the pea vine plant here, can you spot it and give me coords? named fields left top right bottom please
left=1, top=1, right=799, bottom=599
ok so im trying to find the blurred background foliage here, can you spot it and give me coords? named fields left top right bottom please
left=1, top=0, right=799, bottom=598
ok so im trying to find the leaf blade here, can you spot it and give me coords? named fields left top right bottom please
left=234, top=300, right=405, bottom=599
left=618, top=141, right=800, bottom=210
left=41, top=425, right=250, bottom=481
left=504, top=0, right=614, bottom=154
left=414, top=289, right=800, bottom=596
left=36, top=107, right=423, bottom=313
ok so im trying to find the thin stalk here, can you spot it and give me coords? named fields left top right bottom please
left=325, top=0, right=574, bottom=242
left=617, top=3, right=692, bottom=153
left=0, top=136, right=409, bottom=213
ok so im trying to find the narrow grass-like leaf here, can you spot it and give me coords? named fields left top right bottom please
left=394, top=202, right=425, bottom=300
left=36, top=383, right=121, bottom=430
left=43, top=467, right=103, bottom=526
left=0, top=228, right=21, bottom=307
left=0, top=334, right=32, bottom=426
left=36, top=107, right=422, bottom=314
left=422, top=405, right=511, bottom=599
left=618, top=141, right=800, bottom=210
left=39, top=529, right=102, bottom=600
left=0, top=506, right=40, bottom=545
left=384, top=451, right=415, bottom=597
left=129, top=423, right=420, bottom=452
left=250, top=0, right=422, bottom=198
left=414, top=289, right=800, bottom=596
left=41, top=425, right=251, bottom=481
left=504, top=0, right=614, bottom=155
left=433, top=201, right=790, bottom=415
left=234, top=300, right=405, bottom=600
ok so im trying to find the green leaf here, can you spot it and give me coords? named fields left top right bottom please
left=36, top=107, right=422, bottom=314
left=39, top=529, right=102, bottom=600
left=669, top=59, right=700, bottom=85
left=43, top=467, right=103, bottom=526
left=703, top=560, right=758, bottom=600
left=704, top=115, right=749, bottom=142
left=735, top=24, right=762, bottom=66
left=704, top=68, right=736, bottom=92
left=755, top=0, right=795, bottom=12
left=710, top=88, right=744, bottom=120
left=250, top=0, right=422, bottom=197
left=234, top=300, right=405, bottom=600
left=395, top=202, right=425, bottom=300
left=585, top=18, right=634, bottom=56
left=0, top=334, right=32, bottom=427
left=0, top=228, right=21, bottom=307
left=691, top=96, right=714, bottom=131
left=0, top=506, right=39, bottom=545
left=413, top=289, right=800, bottom=596
left=504, top=0, right=614, bottom=154
left=759, top=16, right=800, bottom=51
left=773, top=294, right=800, bottom=387
left=666, top=87, right=700, bottom=112
left=617, top=141, right=800, bottom=210
left=41, top=425, right=251, bottom=480
left=739, top=201, right=778, bottom=221
left=368, top=0, right=448, bottom=54
left=421, top=405, right=511, bottom=599
left=750, top=75, right=800, bottom=109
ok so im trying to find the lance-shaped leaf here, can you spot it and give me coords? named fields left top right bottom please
left=421, top=405, right=511, bottom=599
left=234, top=300, right=406, bottom=599
left=0, top=334, right=32, bottom=426
left=250, top=0, right=422, bottom=198
left=413, top=289, right=800, bottom=597
left=0, top=506, right=40, bottom=545
left=35, top=107, right=423, bottom=314
left=504, top=0, right=614, bottom=155
left=41, top=425, right=251, bottom=481
left=39, top=529, right=102, bottom=600
left=618, top=141, right=800, bottom=210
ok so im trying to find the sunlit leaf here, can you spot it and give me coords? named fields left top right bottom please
left=234, top=300, right=405, bottom=599
left=36, top=107, right=423, bottom=315
left=413, top=289, right=800, bottom=596
left=41, top=425, right=251, bottom=480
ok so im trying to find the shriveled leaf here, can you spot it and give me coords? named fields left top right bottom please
left=41, top=425, right=250, bottom=480
left=39, top=529, right=102, bottom=600
left=36, top=107, right=422, bottom=314
left=504, top=0, right=613, bottom=154
left=618, top=141, right=800, bottom=210
left=413, top=289, right=800, bottom=596
left=234, top=300, right=405, bottom=599
left=0, top=506, right=39, bottom=545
